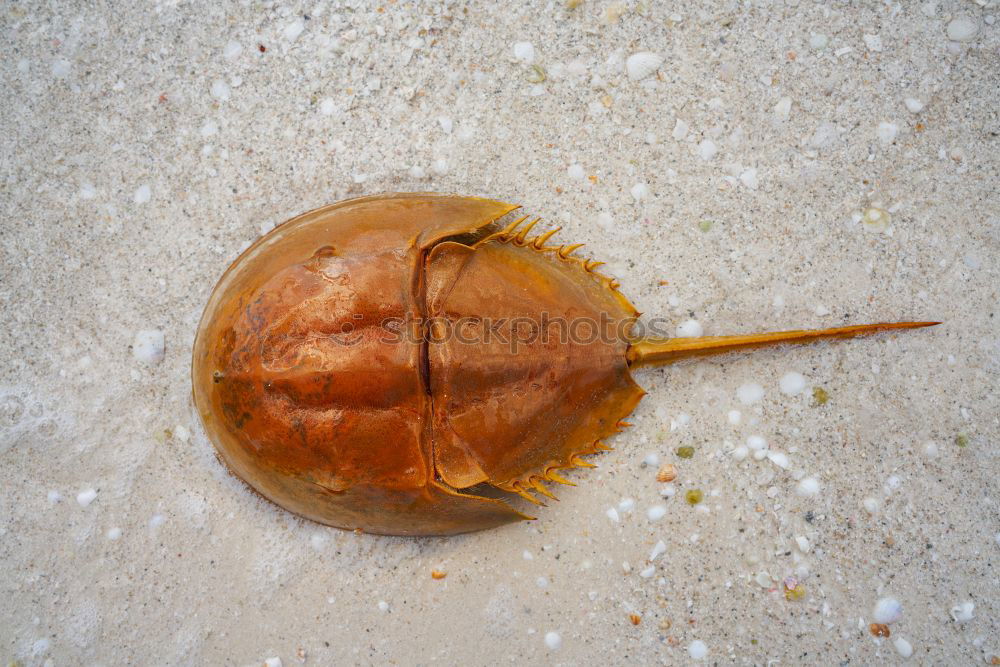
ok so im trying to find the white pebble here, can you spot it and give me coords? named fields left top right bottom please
left=523, top=550, right=533, bottom=560
left=210, top=79, right=231, bottom=101
left=795, top=535, right=811, bottom=553
left=625, top=51, right=664, bottom=81
left=76, top=488, right=97, bottom=507
left=223, top=40, right=242, bottom=60
left=643, top=452, right=660, bottom=467
left=779, top=372, right=807, bottom=396
left=688, top=640, right=708, bottom=660
left=107, top=527, right=122, bottom=540
left=646, top=505, right=667, bottom=521
left=432, top=158, right=449, bottom=175
left=753, top=450, right=768, bottom=461
left=797, top=477, right=821, bottom=496
left=727, top=409, right=742, bottom=425
left=47, top=490, right=62, bottom=504
left=630, top=183, right=650, bottom=201
left=133, top=184, right=151, bottom=204
left=767, top=451, right=789, bottom=469
left=132, top=330, right=165, bottom=364
left=377, top=600, right=389, bottom=612
left=149, top=513, right=165, bottom=528
left=618, top=498, right=635, bottom=514
left=747, top=435, right=768, bottom=451
left=536, top=576, right=549, bottom=588
left=200, top=120, right=218, bottom=138
left=874, top=597, right=903, bottom=624
left=438, top=117, right=453, bottom=134
left=923, top=441, right=939, bottom=458
left=737, top=383, right=764, bottom=405
left=809, top=33, right=829, bottom=49
left=409, top=165, right=425, bottom=179
left=79, top=183, right=97, bottom=199
left=773, top=97, right=792, bottom=121
left=877, top=122, right=899, bottom=146
left=809, top=122, right=839, bottom=150
left=886, top=475, right=902, bottom=491
left=946, top=17, right=979, bottom=42
left=659, top=484, right=676, bottom=498
left=904, top=98, right=924, bottom=114
left=283, top=18, right=305, bottom=42
left=310, top=533, right=328, bottom=552
left=863, top=497, right=880, bottom=514
left=639, top=565, right=656, bottom=578
left=513, top=41, right=535, bottom=64
left=567, top=164, right=585, bottom=180
left=739, top=168, right=758, bottom=190
left=950, top=601, right=974, bottom=622
left=672, top=118, right=689, bottom=141
left=893, top=637, right=913, bottom=658
left=52, top=59, right=71, bottom=78
left=676, top=319, right=703, bottom=338
left=320, top=98, right=335, bottom=115
left=606, top=507, right=620, bottom=522
left=731, top=446, right=748, bottom=461
left=863, top=33, right=883, bottom=52
left=264, top=658, right=282, bottom=667
left=697, top=139, right=717, bottom=161
left=649, top=540, right=667, bottom=561
left=544, top=631, right=561, bottom=650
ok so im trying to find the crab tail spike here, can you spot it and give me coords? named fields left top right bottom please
left=511, top=481, right=546, bottom=506
left=558, top=243, right=586, bottom=259
left=529, top=476, right=559, bottom=501
left=514, top=217, right=541, bottom=244
left=545, top=469, right=576, bottom=486
left=570, top=455, right=597, bottom=469
left=593, top=441, right=613, bottom=452
left=584, top=259, right=605, bottom=272
left=499, top=215, right=530, bottom=239
left=532, top=227, right=561, bottom=249
left=626, top=321, right=940, bottom=368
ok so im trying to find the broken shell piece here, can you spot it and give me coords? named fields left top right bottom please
left=656, top=463, right=677, bottom=482
left=862, top=207, right=890, bottom=232
left=626, top=52, right=664, bottom=81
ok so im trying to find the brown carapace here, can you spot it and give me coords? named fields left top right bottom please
left=191, top=194, right=936, bottom=536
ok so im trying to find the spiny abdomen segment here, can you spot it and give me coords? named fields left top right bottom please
left=476, top=215, right=629, bottom=299
left=425, top=221, right=644, bottom=506
left=626, top=321, right=940, bottom=368
left=498, top=434, right=623, bottom=505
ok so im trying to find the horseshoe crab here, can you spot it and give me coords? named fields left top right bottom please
left=191, top=193, right=935, bottom=536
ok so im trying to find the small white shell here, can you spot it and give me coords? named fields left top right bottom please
left=626, top=52, right=663, bottom=81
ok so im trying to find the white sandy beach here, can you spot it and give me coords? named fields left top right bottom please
left=1, top=1, right=998, bottom=664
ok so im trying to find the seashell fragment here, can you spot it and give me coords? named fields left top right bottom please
left=626, top=52, right=663, bottom=81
